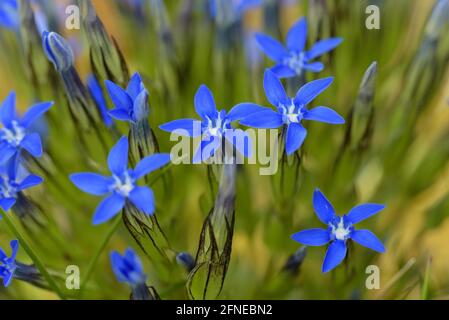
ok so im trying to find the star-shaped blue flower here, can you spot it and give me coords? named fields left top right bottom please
left=105, top=72, right=149, bottom=123
left=0, top=240, right=19, bottom=287
left=291, top=189, right=386, bottom=273
left=239, top=70, right=344, bottom=155
left=256, top=17, right=342, bottom=78
left=0, top=0, right=18, bottom=30
left=0, top=92, right=53, bottom=164
left=0, top=156, right=44, bottom=212
left=70, top=137, right=170, bottom=225
left=159, top=84, right=254, bottom=162
left=110, top=248, right=146, bottom=288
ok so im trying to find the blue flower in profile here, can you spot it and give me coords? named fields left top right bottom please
left=291, top=189, right=386, bottom=273
left=0, top=92, right=53, bottom=164
left=159, top=85, right=254, bottom=162
left=70, top=137, right=170, bottom=225
left=0, top=240, right=19, bottom=287
left=110, top=248, right=146, bottom=288
left=0, top=156, right=44, bottom=212
left=239, top=70, right=344, bottom=155
left=87, top=75, right=113, bottom=128
left=0, top=0, right=18, bottom=30
left=105, top=72, right=149, bottom=123
left=256, top=17, right=342, bottom=78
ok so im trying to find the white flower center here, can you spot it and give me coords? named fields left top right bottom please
left=206, top=113, right=227, bottom=137
left=279, top=102, right=303, bottom=124
left=330, top=218, right=351, bottom=241
left=111, top=172, right=134, bottom=197
left=1, top=121, right=25, bottom=147
left=284, top=52, right=306, bottom=75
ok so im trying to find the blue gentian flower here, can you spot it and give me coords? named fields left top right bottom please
left=209, top=0, right=261, bottom=26
left=105, top=72, right=149, bottom=123
left=110, top=248, right=146, bottom=287
left=291, top=189, right=386, bottom=273
left=0, top=0, right=18, bottom=30
left=159, top=85, right=254, bottom=162
left=0, top=240, right=19, bottom=287
left=239, top=70, right=344, bottom=155
left=70, top=137, right=170, bottom=225
left=255, top=17, right=342, bottom=78
left=87, top=75, right=114, bottom=128
left=0, top=156, right=44, bottom=212
left=42, top=31, right=75, bottom=72
left=0, top=92, right=53, bottom=164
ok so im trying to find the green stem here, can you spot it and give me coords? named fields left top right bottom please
left=2, top=211, right=66, bottom=300
left=78, top=216, right=121, bottom=298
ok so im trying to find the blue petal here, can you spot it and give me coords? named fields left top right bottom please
left=124, top=248, right=144, bottom=274
left=303, top=62, right=324, bottom=72
left=285, top=123, right=307, bottom=155
left=21, top=133, right=43, bottom=157
left=133, top=153, right=171, bottom=179
left=227, top=103, right=272, bottom=122
left=303, top=107, right=345, bottom=124
left=0, top=198, right=15, bottom=211
left=306, top=37, right=343, bottom=60
left=108, top=137, right=129, bottom=175
left=20, top=101, right=53, bottom=128
left=126, top=72, right=143, bottom=100
left=286, top=17, right=307, bottom=53
left=87, top=75, right=113, bottom=127
left=351, top=230, right=385, bottom=253
left=9, top=239, right=18, bottom=261
left=294, top=77, right=334, bottom=106
left=270, top=64, right=296, bottom=79
left=3, top=271, right=14, bottom=287
left=0, top=143, right=17, bottom=164
left=224, top=129, right=252, bottom=158
left=92, top=194, right=125, bottom=225
left=110, top=251, right=127, bottom=282
left=313, top=189, right=335, bottom=224
left=239, top=110, right=283, bottom=129
left=0, top=92, right=16, bottom=126
left=193, top=136, right=221, bottom=163
left=105, top=80, right=133, bottom=112
left=346, top=204, right=385, bottom=224
left=264, top=70, right=290, bottom=107
left=70, top=173, right=113, bottom=196
left=291, top=228, right=330, bottom=246
left=18, top=174, right=43, bottom=190
left=255, top=33, right=288, bottom=62
left=322, top=240, right=347, bottom=273
left=0, top=248, right=7, bottom=260
left=129, top=187, right=155, bottom=215
left=108, top=108, right=132, bottom=122
left=194, top=85, right=217, bottom=120
left=159, top=119, right=202, bottom=137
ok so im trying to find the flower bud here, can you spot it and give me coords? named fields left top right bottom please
left=42, top=31, right=74, bottom=72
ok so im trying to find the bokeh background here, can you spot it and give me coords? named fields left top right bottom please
left=1, top=0, right=449, bottom=299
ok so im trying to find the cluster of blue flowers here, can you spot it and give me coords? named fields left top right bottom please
left=0, top=0, right=387, bottom=294
left=0, top=91, right=53, bottom=285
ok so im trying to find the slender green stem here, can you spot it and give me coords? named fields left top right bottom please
left=2, top=211, right=66, bottom=300
left=78, top=216, right=121, bottom=298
